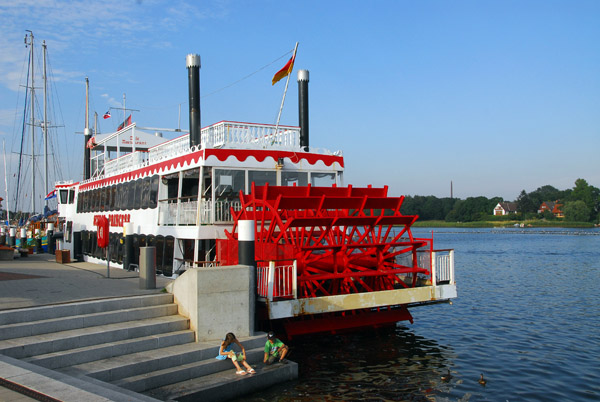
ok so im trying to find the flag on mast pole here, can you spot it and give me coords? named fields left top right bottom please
left=273, top=43, right=299, bottom=134
left=272, top=45, right=298, bottom=85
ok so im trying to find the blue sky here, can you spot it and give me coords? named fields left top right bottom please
left=1, top=0, right=599, bottom=212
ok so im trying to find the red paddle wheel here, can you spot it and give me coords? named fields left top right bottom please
left=218, top=184, right=433, bottom=336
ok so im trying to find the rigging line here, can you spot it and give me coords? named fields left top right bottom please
left=201, top=50, right=293, bottom=99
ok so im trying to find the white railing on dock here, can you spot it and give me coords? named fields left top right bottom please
left=257, top=261, right=297, bottom=301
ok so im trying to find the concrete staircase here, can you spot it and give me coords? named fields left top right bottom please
left=0, top=293, right=297, bottom=401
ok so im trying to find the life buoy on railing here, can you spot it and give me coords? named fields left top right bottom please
left=96, top=216, right=109, bottom=248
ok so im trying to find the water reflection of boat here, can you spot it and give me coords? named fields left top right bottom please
left=253, top=326, right=457, bottom=400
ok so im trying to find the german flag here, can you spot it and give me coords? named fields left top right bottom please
left=272, top=52, right=296, bottom=85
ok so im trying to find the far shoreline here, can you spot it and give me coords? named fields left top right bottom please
left=411, top=220, right=598, bottom=229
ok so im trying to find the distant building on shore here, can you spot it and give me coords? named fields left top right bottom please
left=538, top=201, right=564, bottom=218
left=493, top=202, right=518, bottom=216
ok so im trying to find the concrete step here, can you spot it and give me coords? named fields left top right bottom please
left=0, top=293, right=174, bottom=325
left=24, top=329, right=196, bottom=369
left=0, top=315, right=190, bottom=359
left=59, top=334, right=267, bottom=384
left=0, top=303, right=179, bottom=340
left=113, top=347, right=265, bottom=392
left=143, top=360, right=298, bottom=402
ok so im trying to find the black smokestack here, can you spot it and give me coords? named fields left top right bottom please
left=298, top=70, right=309, bottom=151
left=186, top=54, right=201, bottom=148
left=83, top=128, right=91, bottom=180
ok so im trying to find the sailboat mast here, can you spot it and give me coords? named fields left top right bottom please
left=3, top=140, right=9, bottom=224
left=84, top=77, right=91, bottom=180
left=43, top=40, right=48, bottom=208
left=28, top=31, right=36, bottom=214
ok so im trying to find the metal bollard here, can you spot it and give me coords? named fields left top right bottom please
left=139, top=246, right=156, bottom=289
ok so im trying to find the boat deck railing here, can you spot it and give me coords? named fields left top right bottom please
left=201, top=121, right=301, bottom=149
left=257, top=249, right=455, bottom=302
left=158, top=198, right=241, bottom=225
left=87, top=121, right=340, bottom=182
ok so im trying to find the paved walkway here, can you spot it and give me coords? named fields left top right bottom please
left=0, top=252, right=173, bottom=311
left=0, top=252, right=175, bottom=401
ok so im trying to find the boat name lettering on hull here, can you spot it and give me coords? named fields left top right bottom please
left=93, top=214, right=131, bottom=227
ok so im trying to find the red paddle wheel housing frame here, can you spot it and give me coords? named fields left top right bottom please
left=218, top=184, right=436, bottom=336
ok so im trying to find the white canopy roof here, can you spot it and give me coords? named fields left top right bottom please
left=90, top=124, right=171, bottom=152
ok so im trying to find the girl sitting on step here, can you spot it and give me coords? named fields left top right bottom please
left=216, top=332, right=256, bottom=375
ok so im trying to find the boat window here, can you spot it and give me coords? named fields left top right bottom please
left=92, top=189, right=99, bottom=212
left=155, top=235, right=165, bottom=274
left=87, top=191, right=93, bottom=212
left=79, top=191, right=86, bottom=212
left=109, top=186, right=116, bottom=210
left=163, top=236, right=175, bottom=276
left=126, top=182, right=135, bottom=210
left=68, top=190, right=75, bottom=204
left=215, top=169, right=245, bottom=199
left=162, top=173, right=179, bottom=201
left=181, top=168, right=199, bottom=199
left=100, top=187, right=107, bottom=211
left=149, top=175, right=159, bottom=209
left=311, top=172, right=336, bottom=187
left=282, top=171, right=308, bottom=187
left=114, top=184, right=121, bottom=211
left=141, top=178, right=151, bottom=209
left=59, top=190, right=69, bottom=204
left=249, top=170, right=276, bottom=190
left=118, top=183, right=127, bottom=211
left=202, top=169, right=212, bottom=200
left=133, top=180, right=142, bottom=210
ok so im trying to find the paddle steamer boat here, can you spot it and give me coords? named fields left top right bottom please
left=55, top=54, right=456, bottom=336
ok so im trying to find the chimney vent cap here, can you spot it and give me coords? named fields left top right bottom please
left=186, top=54, right=201, bottom=68
left=298, top=69, right=309, bottom=82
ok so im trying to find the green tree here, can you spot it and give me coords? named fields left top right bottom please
left=445, top=196, right=498, bottom=222
left=516, top=190, right=536, bottom=213
left=568, top=178, right=600, bottom=222
left=563, top=200, right=590, bottom=222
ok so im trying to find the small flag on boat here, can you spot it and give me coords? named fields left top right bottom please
left=272, top=45, right=298, bottom=85
left=45, top=189, right=57, bottom=200
left=86, top=136, right=97, bottom=149
left=103, top=110, right=111, bottom=119
left=117, top=115, right=132, bottom=131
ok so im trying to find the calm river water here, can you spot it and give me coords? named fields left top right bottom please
left=240, top=227, right=600, bottom=401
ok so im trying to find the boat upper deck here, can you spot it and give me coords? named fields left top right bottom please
left=88, top=121, right=343, bottom=182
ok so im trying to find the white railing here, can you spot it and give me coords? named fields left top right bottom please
left=158, top=200, right=178, bottom=225
left=84, top=121, right=342, bottom=185
left=257, top=261, right=297, bottom=301
left=104, top=151, right=148, bottom=176
left=159, top=198, right=241, bottom=225
left=158, top=198, right=197, bottom=226
left=395, top=249, right=455, bottom=286
left=202, top=121, right=301, bottom=149
left=148, top=135, right=190, bottom=163
left=214, top=200, right=241, bottom=223
left=178, top=198, right=198, bottom=225
left=431, top=250, right=455, bottom=285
